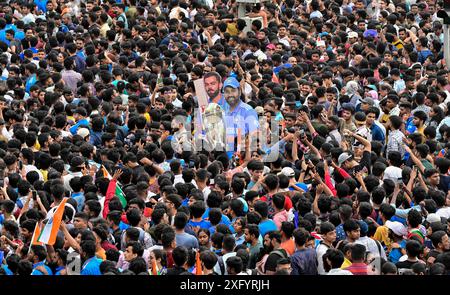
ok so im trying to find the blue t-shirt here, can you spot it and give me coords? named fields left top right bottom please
left=259, top=219, right=277, bottom=237
left=35, top=0, right=48, bottom=12
left=388, top=240, right=407, bottom=264
left=71, top=192, right=85, bottom=212
left=118, top=221, right=130, bottom=231
left=176, top=232, right=199, bottom=249
left=55, top=266, right=65, bottom=275
left=370, top=124, right=385, bottom=143
left=31, top=261, right=53, bottom=275
left=25, top=74, right=37, bottom=93
left=69, top=118, right=89, bottom=135
left=202, top=208, right=231, bottom=226
left=405, top=117, right=416, bottom=134
left=81, top=257, right=102, bottom=275
left=188, top=219, right=212, bottom=230
left=1, top=265, right=13, bottom=275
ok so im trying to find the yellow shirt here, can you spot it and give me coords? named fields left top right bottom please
left=380, top=113, right=390, bottom=124
left=341, top=258, right=352, bottom=269
left=392, top=39, right=404, bottom=50
left=373, top=225, right=391, bottom=249
left=144, top=113, right=151, bottom=122
left=226, top=23, right=239, bottom=36
left=40, top=169, right=48, bottom=182
left=417, top=126, right=425, bottom=135
left=67, top=115, right=75, bottom=125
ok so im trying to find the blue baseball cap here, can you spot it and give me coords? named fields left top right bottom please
left=223, top=77, right=240, bottom=89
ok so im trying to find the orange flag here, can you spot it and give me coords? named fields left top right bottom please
left=151, top=259, right=159, bottom=275
left=101, top=165, right=112, bottom=180
left=281, top=119, right=286, bottom=131
left=195, top=251, right=202, bottom=275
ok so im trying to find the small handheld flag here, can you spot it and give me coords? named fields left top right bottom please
left=101, top=165, right=112, bottom=180
left=37, top=198, right=68, bottom=245
left=195, top=251, right=202, bottom=275
left=31, top=222, right=44, bottom=246
left=151, top=259, right=159, bottom=276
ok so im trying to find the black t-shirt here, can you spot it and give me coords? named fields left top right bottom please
left=264, top=249, right=288, bottom=272
left=166, top=266, right=193, bottom=276
left=395, top=260, right=418, bottom=271
left=439, top=174, right=450, bottom=194
left=427, top=249, right=442, bottom=264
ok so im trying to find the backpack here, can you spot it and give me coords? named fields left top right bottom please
left=217, top=256, right=225, bottom=275
left=270, top=249, right=289, bottom=260
left=256, top=250, right=288, bottom=275
left=118, top=14, right=127, bottom=26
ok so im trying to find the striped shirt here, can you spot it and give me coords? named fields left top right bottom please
left=345, top=262, right=368, bottom=275
left=387, top=129, right=406, bottom=158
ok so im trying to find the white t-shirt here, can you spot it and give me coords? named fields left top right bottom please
left=173, top=174, right=185, bottom=185
left=437, top=207, right=450, bottom=219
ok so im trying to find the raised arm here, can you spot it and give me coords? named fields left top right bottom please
left=344, top=129, right=371, bottom=153
left=139, top=157, right=164, bottom=175
left=102, top=169, right=123, bottom=219
left=404, top=145, right=425, bottom=173
left=60, top=222, right=81, bottom=253
left=300, top=111, right=317, bottom=138
left=312, top=182, right=324, bottom=216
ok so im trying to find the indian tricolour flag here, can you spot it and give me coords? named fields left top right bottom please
left=27, top=221, right=44, bottom=254
left=102, top=165, right=126, bottom=208
left=101, top=165, right=112, bottom=180
left=37, top=198, right=68, bottom=245
left=115, top=183, right=127, bottom=208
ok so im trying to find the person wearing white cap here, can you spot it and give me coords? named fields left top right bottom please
left=77, top=127, right=90, bottom=142
left=277, top=167, right=295, bottom=178
left=348, top=31, right=359, bottom=41
left=385, top=221, right=408, bottom=263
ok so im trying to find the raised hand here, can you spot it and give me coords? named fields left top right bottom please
left=112, top=169, right=123, bottom=181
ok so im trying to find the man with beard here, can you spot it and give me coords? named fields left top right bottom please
left=171, top=111, right=193, bottom=155
left=245, top=223, right=263, bottom=269
left=261, top=231, right=289, bottom=275
left=340, top=103, right=357, bottom=133
left=222, top=77, right=259, bottom=153
left=203, top=71, right=226, bottom=108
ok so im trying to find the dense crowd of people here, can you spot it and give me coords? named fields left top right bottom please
left=0, top=0, right=450, bottom=276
